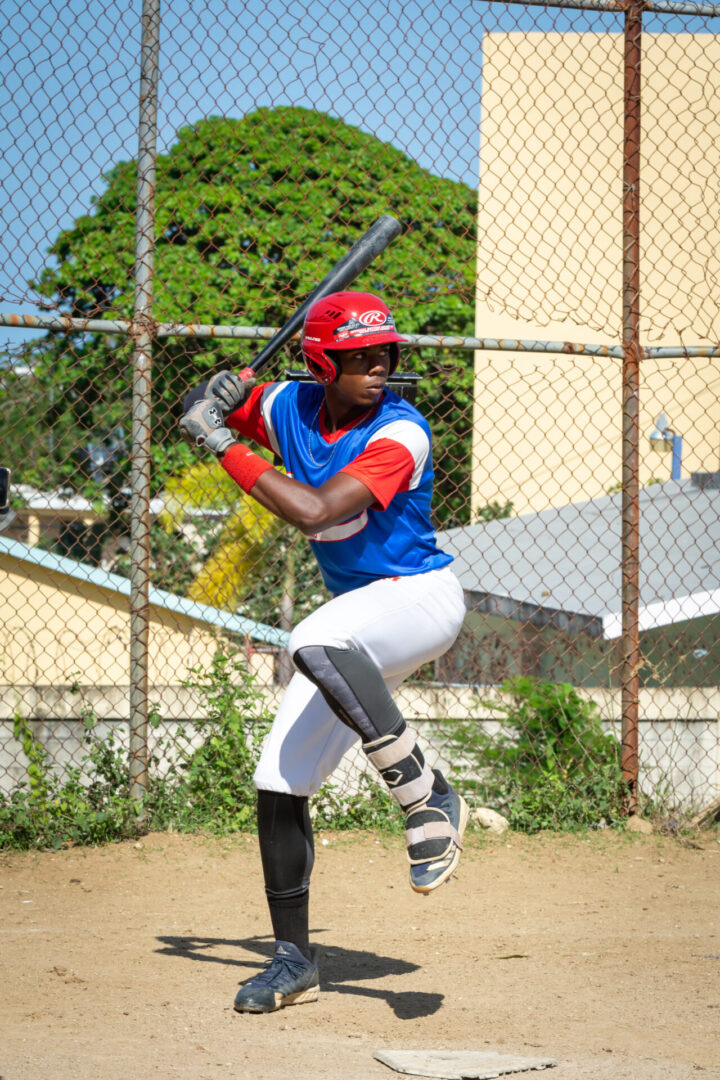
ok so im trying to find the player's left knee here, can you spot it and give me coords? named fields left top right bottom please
left=292, top=644, right=403, bottom=742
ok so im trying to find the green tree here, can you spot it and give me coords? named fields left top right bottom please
left=14, top=106, right=477, bottom=521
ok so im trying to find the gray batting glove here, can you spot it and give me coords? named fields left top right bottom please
left=205, top=369, right=256, bottom=416
left=178, top=398, right=237, bottom=457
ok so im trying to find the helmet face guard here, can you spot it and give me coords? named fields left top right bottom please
left=301, top=291, right=406, bottom=384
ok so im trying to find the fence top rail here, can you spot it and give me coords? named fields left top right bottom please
left=484, top=0, right=720, bottom=16
left=2, top=312, right=720, bottom=359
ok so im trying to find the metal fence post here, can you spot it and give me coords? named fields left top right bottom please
left=129, top=0, right=160, bottom=809
left=620, top=0, right=643, bottom=814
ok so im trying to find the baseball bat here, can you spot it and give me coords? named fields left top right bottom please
left=239, top=214, right=403, bottom=380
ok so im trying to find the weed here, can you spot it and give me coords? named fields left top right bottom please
left=441, top=676, right=625, bottom=832
left=312, top=771, right=402, bottom=833
left=146, top=644, right=272, bottom=833
left=0, top=642, right=404, bottom=849
left=0, top=712, right=138, bottom=850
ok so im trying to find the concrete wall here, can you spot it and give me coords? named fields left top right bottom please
left=2, top=683, right=717, bottom=813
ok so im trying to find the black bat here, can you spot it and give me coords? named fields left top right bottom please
left=238, top=214, right=403, bottom=381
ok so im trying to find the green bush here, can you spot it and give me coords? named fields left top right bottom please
left=146, top=644, right=272, bottom=833
left=0, top=643, right=274, bottom=850
left=0, top=642, right=408, bottom=849
left=442, top=676, right=625, bottom=832
left=0, top=712, right=139, bottom=850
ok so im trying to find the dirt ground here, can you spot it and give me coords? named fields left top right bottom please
left=2, top=827, right=720, bottom=1080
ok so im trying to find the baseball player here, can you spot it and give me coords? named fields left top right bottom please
left=180, top=291, right=467, bottom=1014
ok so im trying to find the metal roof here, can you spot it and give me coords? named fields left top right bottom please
left=0, top=534, right=289, bottom=648
left=437, top=478, right=720, bottom=640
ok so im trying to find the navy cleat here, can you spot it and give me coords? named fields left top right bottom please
left=233, top=940, right=319, bottom=1014
left=406, top=784, right=469, bottom=894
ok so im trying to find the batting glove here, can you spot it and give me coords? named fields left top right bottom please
left=178, top=398, right=236, bottom=457
left=205, top=369, right=256, bottom=416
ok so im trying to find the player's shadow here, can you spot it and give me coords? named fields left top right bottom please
left=154, top=932, right=443, bottom=1019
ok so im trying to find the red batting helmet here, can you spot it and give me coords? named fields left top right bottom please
left=301, top=291, right=406, bottom=384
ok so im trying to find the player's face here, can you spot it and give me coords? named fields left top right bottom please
left=333, top=343, right=392, bottom=408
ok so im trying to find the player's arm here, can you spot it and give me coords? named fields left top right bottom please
left=179, top=401, right=420, bottom=535
left=230, top=459, right=376, bottom=535
left=222, top=425, right=422, bottom=533
left=179, top=396, right=377, bottom=533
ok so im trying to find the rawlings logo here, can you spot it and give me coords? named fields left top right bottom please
left=358, top=309, right=388, bottom=327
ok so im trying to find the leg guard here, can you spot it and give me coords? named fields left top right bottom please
left=363, top=728, right=468, bottom=894
left=292, top=644, right=466, bottom=893
left=292, top=644, right=404, bottom=742
left=362, top=724, right=435, bottom=812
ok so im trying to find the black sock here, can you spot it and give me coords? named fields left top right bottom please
left=256, top=791, right=314, bottom=961
left=266, top=889, right=311, bottom=959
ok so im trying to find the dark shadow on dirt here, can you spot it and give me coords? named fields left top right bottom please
left=155, top=932, right=443, bottom=1018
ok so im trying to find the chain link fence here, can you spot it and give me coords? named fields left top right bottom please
left=2, top=0, right=720, bottom=841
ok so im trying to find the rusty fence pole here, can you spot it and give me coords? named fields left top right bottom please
left=620, top=0, right=643, bottom=815
left=129, top=0, right=160, bottom=810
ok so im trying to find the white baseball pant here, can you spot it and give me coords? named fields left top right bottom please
left=253, top=564, right=465, bottom=796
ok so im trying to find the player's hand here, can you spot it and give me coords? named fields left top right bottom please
left=205, top=369, right=256, bottom=416
left=178, top=398, right=236, bottom=457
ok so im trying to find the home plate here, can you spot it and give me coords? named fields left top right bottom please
left=372, top=1049, right=557, bottom=1079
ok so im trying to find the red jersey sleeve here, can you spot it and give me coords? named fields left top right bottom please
left=339, top=439, right=416, bottom=510
left=225, top=382, right=275, bottom=453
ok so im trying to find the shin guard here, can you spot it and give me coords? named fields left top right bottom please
left=363, top=727, right=466, bottom=889
left=362, top=724, right=434, bottom=813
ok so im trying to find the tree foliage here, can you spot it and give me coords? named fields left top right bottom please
left=19, top=106, right=477, bottom=520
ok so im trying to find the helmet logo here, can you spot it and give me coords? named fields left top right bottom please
left=358, top=310, right=387, bottom=326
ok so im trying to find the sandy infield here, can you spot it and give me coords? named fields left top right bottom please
left=2, top=828, right=719, bottom=1080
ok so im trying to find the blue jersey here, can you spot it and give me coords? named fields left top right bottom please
left=232, top=381, right=452, bottom=595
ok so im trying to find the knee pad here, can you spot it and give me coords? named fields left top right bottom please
left=292, top=644, right=404, bottom=743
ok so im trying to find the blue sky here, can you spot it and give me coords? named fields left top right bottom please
left=0, top=0, right=710, bottom=351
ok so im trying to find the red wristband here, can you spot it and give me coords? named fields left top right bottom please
left=221, top=442, right=274, bottom=493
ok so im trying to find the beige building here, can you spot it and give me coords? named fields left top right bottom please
left=473, top=33, right=720, bottom=516
left=0, top=533, right=280, bottom=794
left=0, top=535, right=282, bottom=705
